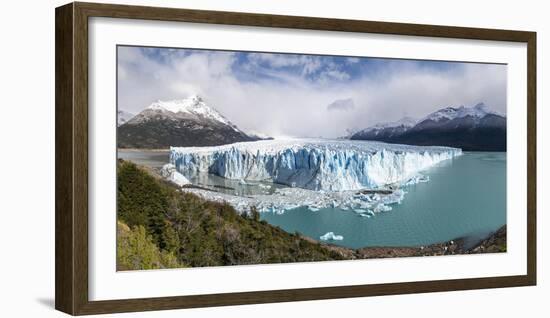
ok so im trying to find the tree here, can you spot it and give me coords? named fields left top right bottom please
left=249, top=206, right=260, bottom=222
left=116, top=221, right=181, bottom=270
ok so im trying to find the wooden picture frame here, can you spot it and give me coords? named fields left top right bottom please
left=55, top=2, right=536, bottom=315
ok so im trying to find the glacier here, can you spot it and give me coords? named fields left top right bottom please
left=170, top=139, right=461, bottom=192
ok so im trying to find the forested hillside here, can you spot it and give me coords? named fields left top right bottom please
left=116, top=161, right=347, bottom=270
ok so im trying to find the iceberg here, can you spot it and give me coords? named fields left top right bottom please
left=170, top=139, right=461, bottom=192
left=320, top=232, right=344, bottom=241
left=403, top=174, right=430, bottom=186
left=161, top=164, right=191, bottom=187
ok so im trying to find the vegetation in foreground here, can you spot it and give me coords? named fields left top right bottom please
left=116, top=160, right=346, bottom=270
left=116, top=160, right=507, bottom=271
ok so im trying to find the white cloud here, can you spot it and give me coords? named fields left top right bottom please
left=319, top=69, right=351, bottom=82
left=246, top=53, right=328, bottom=78
left=327, top=98, right=355, bottom=112
left=118, top=47, right=507, bottom=139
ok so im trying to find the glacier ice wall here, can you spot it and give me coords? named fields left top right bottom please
left=170, top=139, right=461, bottom=191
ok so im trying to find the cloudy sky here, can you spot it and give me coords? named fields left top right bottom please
left=118, top=46, right=506, bottom=138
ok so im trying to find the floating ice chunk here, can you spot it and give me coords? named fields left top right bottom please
left=161, top=164, right=191, bottom=187
left=373, top=204, right=392, bottom=213
left=182, top=184, right=407, bottom=216
left=403, top=174, right=430, bottom=186
left=320, top=232, right=344, bottom=241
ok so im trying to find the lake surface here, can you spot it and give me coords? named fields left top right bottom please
left=118, top=149, right=169, bottom=169
left=119, top=149, right=506, bottom=249
left=262, top=152, right=506, bottom=248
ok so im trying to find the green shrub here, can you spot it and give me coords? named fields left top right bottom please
left=117, top=160, right=345, bottom=269
left=116, top=221, right=182, bottom=270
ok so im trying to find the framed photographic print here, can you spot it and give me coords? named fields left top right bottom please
left=55, top=2, right=536, bottom=315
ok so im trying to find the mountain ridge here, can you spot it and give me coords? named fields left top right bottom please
left=118, top=95, right=259, bottom=149
left=350, top=103, right=506, bottom=151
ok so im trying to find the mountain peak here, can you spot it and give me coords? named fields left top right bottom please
left=473, top=102, right=488, bottom=111
left=367, top=116, right=417, bottom=131
left=187, top=94, right=203, bottom=103
left=148, top=95, right=204, bottom=112
left=350, top=102, right=506, bottom=151
left=118, top=95, right=258, bottom=148
left=146, top=95, right=232, bottom=126
left=350, top=116, right=418, bottom=140
left=422, top=102, right=501, bottom=123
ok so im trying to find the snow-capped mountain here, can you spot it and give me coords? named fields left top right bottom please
left=143, top=95, right=236, bottom=128
left=352, top=117, right=417, bottom=140
left=420, top=103, right=500, bottom=122
left=351, top=103, right=506, bottom=151
left=369, top=117, right=418, bottom=130
left=117, top=110, right=135, bottom=126
left=118, top=95, right=258, bottom=148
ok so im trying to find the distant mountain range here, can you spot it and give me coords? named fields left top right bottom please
left=118, top=95, right=265, bottom=149
left=350, top=103, right=506, bottom=151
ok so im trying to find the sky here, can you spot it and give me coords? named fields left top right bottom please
left=118, top=46, right=507, bottom=138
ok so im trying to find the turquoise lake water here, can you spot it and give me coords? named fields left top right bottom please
left=261, top=152, right=506, bottom=249
left=118, top=150, right=506, bottom=249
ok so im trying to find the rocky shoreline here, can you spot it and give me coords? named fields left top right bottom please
left=317, top=225, right=507, bottom=259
